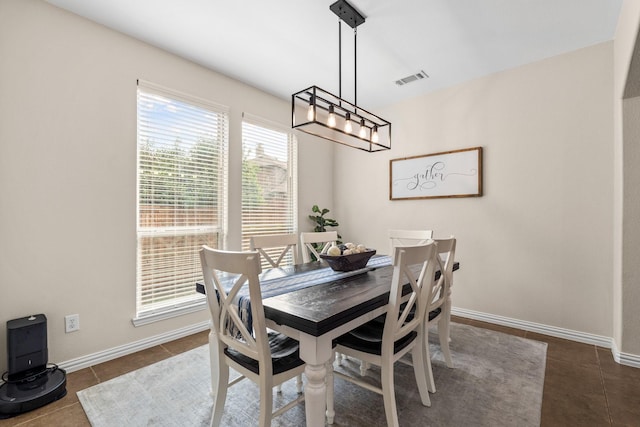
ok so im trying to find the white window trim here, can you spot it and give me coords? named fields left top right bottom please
left=134, top=80, right=229, bottom=325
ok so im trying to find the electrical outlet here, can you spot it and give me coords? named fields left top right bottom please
left=65, top=314, right=80, bottom=333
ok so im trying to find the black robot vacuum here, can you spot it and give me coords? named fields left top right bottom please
left=0, top=314, right=67, bottom=419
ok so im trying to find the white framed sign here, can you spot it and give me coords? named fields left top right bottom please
left=390, top=147, right=483, bottom=200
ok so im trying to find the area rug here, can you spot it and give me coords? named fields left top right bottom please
left=77, top=323, right=547, bottom=426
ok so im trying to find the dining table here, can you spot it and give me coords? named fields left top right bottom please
left=196, top=254, right=459, bottom=427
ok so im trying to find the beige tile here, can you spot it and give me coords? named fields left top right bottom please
left=526, top=331, right=599, bottom=368
left=540, top=358, right=610, bottom=426
left=597, top=348, right=640, bottom=426
left=161, top=330, right=209, bottom=356
left=91, top=345, right=172, bottom=382
left=16, top=403, right=90, bottom=427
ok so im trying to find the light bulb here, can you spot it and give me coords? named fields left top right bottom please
left=307, top=97, right=315, bottom=121
left=372, top=125, right=379, bottom=143
left=344, top=113, right=352, bottom=133
left=328, top=105, right=336, bottom=128
left=359, top=119, right=367, bottom=138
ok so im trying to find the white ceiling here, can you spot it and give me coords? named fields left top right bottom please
left=46, top=0, right=622, bottom=109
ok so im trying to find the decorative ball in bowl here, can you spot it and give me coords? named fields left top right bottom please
left=319, top=247, right=376, bottom=272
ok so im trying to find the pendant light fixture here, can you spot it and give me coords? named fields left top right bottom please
left=291, top=0, right=391, bottom=152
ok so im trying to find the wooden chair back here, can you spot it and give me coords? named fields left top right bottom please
left=388, top=229, right=434, bottom=261
left=199, top=246, right=272, bottom=375
left=250, top=233, right=300, bottom=268
left=428, top=237, right=456, bottom=315
left=383, top=242, right=437, bottom=357
left=300, top=231, right=338, bottom=263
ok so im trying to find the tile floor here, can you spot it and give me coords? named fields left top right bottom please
left=1, top=317, right=638, bottom=426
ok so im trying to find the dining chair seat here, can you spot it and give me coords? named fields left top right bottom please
left=428, top=307, right=442, bottom=321
left=336, top=325, right=417, bottom=356
left=224, top=332, right=304, bottom=375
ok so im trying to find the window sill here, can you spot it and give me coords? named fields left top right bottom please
left=132, top=299, right=207, bottom=327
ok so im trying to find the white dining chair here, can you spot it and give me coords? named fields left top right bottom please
left=353, top=228, right=435, bottom=376
left=423, top=236, right=457, bottom=392
left=372, top=235, right=457, bottom=391
left=199, top=246, right=305, bottom=427
left=300, top=231, right=338, bottom=263
left=250, top=233, right=300, bottom=268
left=329, top=242, right=438, bottom=426
left=388, top=229, right=433, bottom=261
left=438, top=236, right=457, bottom=345
left=384, top=235, right=458, bottom=391
left=249, top=233, right=303, bottom=394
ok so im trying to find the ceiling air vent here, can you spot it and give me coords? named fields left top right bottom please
left=395, top=70, right=429, bottom=86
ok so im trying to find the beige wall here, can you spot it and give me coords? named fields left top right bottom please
left=0, top=0, right=333, bottom=370
left=1, top=0, right=636, bottom=371
left=334, top=42, right=615, bottom=338
left=613, top=0, right=640, bottom=357
left=622, top=97, right=640, bottom=355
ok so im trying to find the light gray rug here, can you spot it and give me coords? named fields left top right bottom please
left=78, top=323, right=547, bottom=426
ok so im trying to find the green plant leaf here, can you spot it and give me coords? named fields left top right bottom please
left=309, top=205, right=339, bottom=235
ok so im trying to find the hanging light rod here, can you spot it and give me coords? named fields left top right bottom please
left=291, top=0, right=391, bottom=153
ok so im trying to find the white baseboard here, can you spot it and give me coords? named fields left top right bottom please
left=611, top=339, right=640, bottom=368
left=452, top=307, right=640, bottom=368
left=57, top=309, right=640, bottom=373
left=58, top=321, right=211, bottom=373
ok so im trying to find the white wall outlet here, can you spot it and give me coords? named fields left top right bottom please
left=65, top=314, right=80, bottom=333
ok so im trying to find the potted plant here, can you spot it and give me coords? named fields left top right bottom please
left=309, top=205, right=340, bottom=234
left=308, top=205, right=341, bottom=260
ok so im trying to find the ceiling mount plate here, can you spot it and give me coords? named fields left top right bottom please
left=330, top=0, right=365, bottom=28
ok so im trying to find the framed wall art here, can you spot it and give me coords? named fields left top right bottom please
left=390, top=146, right=483, bottom=200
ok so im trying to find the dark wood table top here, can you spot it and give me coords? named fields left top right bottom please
left=196, top=257, right=460, bottom=338
left=262, top=264, right=397, bottom=337
left=264, top=259, right=459, bottom=337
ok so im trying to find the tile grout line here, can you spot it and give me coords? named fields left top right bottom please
left=595, top=345, right=614, bottom=426
left=159, top=343, right=180, bottom=357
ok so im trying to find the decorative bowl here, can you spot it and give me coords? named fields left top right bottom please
left=319, top=249, right=376, bottom=272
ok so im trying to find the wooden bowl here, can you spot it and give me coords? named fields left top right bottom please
left=319, top=249, right=376, bottom=272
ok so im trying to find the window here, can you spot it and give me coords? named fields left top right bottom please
left=135, top=81, right=228, bottom=324
left=241, top=114, right=298, bottom=268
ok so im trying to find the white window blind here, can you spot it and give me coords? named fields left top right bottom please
left=136, top=80, right=228, bottom=322
left=241, top=114, right=298, bottom=268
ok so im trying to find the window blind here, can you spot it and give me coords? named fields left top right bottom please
left=136, top=81, right=228, bottom=320
left=241, top=114, right=298, bottom=268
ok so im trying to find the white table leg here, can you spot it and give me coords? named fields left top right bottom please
left=304, top=363, right=327, bottom=427
left=298, top=333, right=333, bottom=427
left=325, top=358, right=335, bottom=425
